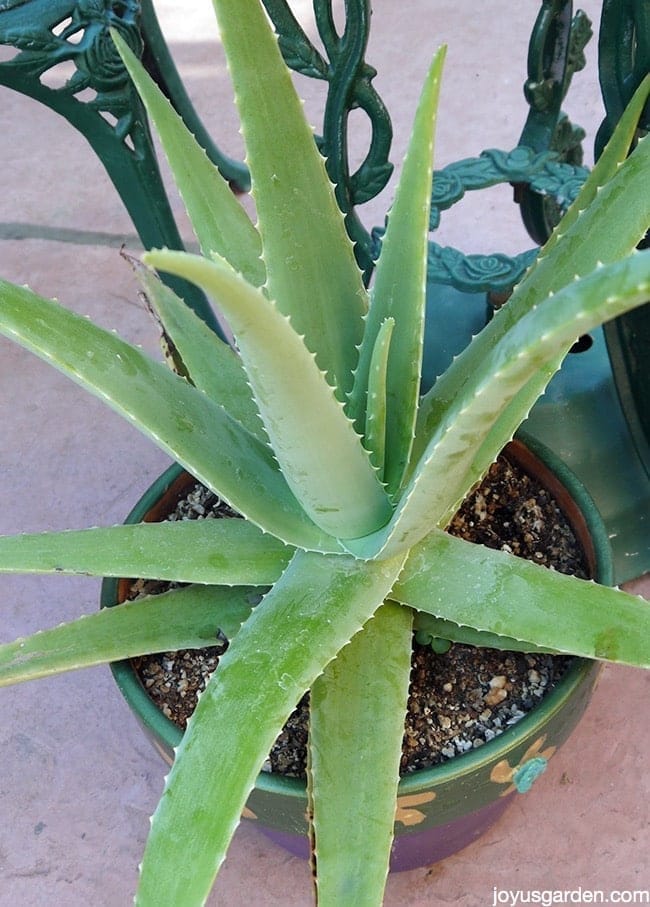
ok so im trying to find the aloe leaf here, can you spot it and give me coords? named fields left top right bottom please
left=112, top=31, right=265, bottom=288
left=309, top=601, right=412, bottom=906
left=350, top=48, right=445, bottom=493
left=537, top=73, right=650, bottom=261
left=136, top=548, right=406, bottom=906
left=0, top=280, right=339, bottom=553
left=412, top=611, right=558, bottom=654
left=506, top=133, right=650, bottom=319
left=364, top=317, right=394, bottom=478
left=394, top=528, right=650, bottom=667
left=414, top=103, right=650, bottom=457
left=133, top=260, right=266, bottom=440
left=146, top=249, right=392, bottom=540
left=0, top=520, right=289, bottom=585
left=209, top=0, right=367, bottom=397
left=347, top=252, right=650, bottom=558
left=0, top=585, right=255, bottom=687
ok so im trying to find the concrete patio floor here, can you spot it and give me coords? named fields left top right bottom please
left=0, top=1, right=648, bottom=904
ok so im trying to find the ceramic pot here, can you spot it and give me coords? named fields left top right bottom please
left=101, top=434, right=610, bottom=872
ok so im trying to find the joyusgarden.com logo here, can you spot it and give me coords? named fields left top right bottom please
left=492, top=889, right=649, bottom=906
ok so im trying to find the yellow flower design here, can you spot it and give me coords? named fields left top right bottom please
left=394, top=791, right=437, bottom=826
left=490, top=735, right=557, bottom=796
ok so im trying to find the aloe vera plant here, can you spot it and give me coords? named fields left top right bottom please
left=0, top=1, right=649, bottom=903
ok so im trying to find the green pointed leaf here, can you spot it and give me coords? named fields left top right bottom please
left=539, top=73, right=650, bottom=260
left=347, top=253, right=650, bottom=558
left=0, top=585, right=256, bottom=687
left=412, top=611, right=558, bottom=654
left=309, top=601, right=412, bottom=905
left=394, top=529, right=650, bottom=667
left=414, top=108, right=650, bottom=461
left=0, top=280, right=339, bottom=553
left=145, top=249, right=392, bottom=540
left=351, top=48, right=445, bottom=493
left=210, top=0, right=368, bottom=397
left=0, top=520, right=290, bottom=585
left=364, top=317, right=394, bottom=478
left=132, top=260, right=266, bottom=440
left=112, top=31, right=265, bottom=288
left=137, top=548, right=406, bottom=906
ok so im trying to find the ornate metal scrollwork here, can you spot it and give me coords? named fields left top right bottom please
left=0, top=0, right=221, bottom=328
left=420, top=146, right=588, bottom=294
left=599, top=0, right=650, bottom=478
left=596, top=0, right=650, bottom=154
left=0, top=1, right=142, bottom=140
left=517, top=0, right=593, bottom=244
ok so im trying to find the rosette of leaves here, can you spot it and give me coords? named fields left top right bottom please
left=0, top=2, right=649, bottom=904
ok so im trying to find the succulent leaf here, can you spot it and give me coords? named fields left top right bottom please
left=350, top=47, right=445, bottom=494
left=412, top=611, right=559, bottom=654
left=538, top=73, right=650, bottom=260
left=145, top=249, right=393, bottom=540
left=0, top=280, right=339, bottom=553
left=414, top=94, right=650, bottom=462
left=309, top=601, right=412, bottom=905
left=112, top=31, right=266, bottom=288
left=394, top=528, right=650, bottom=668
left=0, top=520, right=290, bottom=585
left=209, top=0, right=368, bottom=398
left=0, top=585, right=255, bottom=686
left=137, top=548, right=406, bottom=905
left=364, top=317, right=394, bottom=478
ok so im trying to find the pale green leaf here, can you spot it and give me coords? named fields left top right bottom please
left=210, top=0, right=367, bottom=397
left=309, top=601, right=412, bottom=906
left=133, top=260, right=266, bottom=439
left=414, top=105, right=650, bottom=462
left=351, top=48, right=445, bottom=493
left=137, top=548, right=406, bottom=906
left=112, top=31, right=265, bottom=287
left=394, top=529, right=650, bottom=667
left=145, top=249, right=392, bottom=540
left=0, top=280, right=339, bottom=553
left=538, top=72, right=650, bottom=261
left=347, top=253, right=650, bottom=558
left=0, top=585, right=255, bottom=686
left=412, top=611, right=558, bottom=654
left=0, top=520, right=289, bottom=585
left=364, top=317, right=394, bottom=478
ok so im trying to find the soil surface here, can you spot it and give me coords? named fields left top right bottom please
left=130, top=451, right=588, bottom=778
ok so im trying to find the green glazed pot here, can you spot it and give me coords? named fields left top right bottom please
left=101, top=434, right=610, bottom=871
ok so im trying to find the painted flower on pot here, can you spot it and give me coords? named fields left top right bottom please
left=394, top=791, right=437, bottom=827
left=490, top=735, right=557, bottom=796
